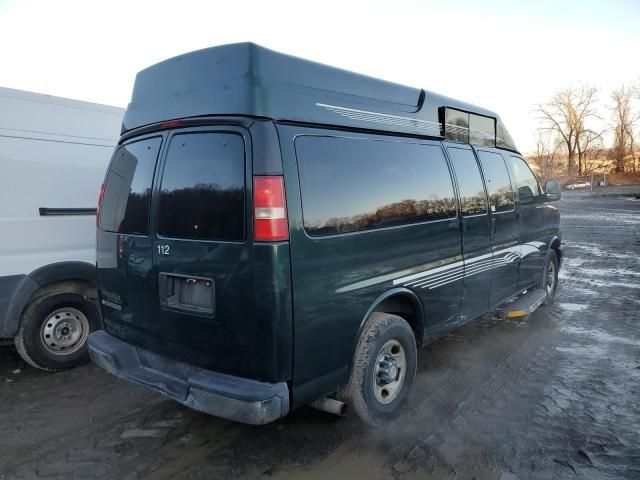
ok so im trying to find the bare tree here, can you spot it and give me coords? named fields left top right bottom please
left=529, top=131, right=562, bottom=180
left=536, top=85, right=601, bottom=175
left=610, top=85, right=638, bottom=172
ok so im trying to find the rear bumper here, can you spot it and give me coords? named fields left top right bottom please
left=88, top=330, right=289, bottom=425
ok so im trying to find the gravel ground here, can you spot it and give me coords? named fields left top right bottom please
left=1, top=192, right=639, bottom=480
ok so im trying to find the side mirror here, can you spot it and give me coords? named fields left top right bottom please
left=518, top=186, right=534, bottom=205
left=544, top=180, right=561, bottom=201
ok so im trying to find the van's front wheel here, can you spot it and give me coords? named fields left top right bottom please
left=540, top=250, right=559, bottom=306
left=346, top=313, right=417, bottom=426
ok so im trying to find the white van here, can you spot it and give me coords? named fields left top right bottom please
left=0, top=87, right=123, bottom=370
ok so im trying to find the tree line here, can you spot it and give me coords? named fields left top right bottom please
left=527, top=82, right=640, bottom=178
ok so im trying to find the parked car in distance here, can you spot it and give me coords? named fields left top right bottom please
left=566, top=180, right=591, bottom=190
left=0, top=87, right=123, bottom=370
left=88, top=43, right=563, bottom=426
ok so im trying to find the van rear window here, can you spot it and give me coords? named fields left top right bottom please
left=100, top=137, right=162, bottom=235
left=295, top=136, right=457, bottom=236
left=158, top=132, right=245, bottom=241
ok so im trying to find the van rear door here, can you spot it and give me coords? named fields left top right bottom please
left=98, top=126, right=283, bottom=382
left=97, top=135, right=163, bottom=337
left=150, top=128, right=256, bottom=377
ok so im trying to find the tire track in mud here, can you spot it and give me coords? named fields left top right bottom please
left=371, top=311, right=562, bottom=477
left=403, top=313, right=556, bottom=432
left=1, top=398, right=168, bottom=478
left=7, top=405, right=257, bottom=480
left=169, top=311, right=562, bottom=479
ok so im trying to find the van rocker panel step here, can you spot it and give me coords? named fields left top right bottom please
left=88, top=331, right=289, bottom=425
left=498, top=289, right=547, bottom=318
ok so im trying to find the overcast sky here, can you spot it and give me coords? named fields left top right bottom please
left=1, top=0, right=639, bottom=153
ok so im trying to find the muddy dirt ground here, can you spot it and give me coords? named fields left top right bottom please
left=1, top=192, right=639, bottom=480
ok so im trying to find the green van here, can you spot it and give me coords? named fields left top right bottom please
left=88, top=43, right=562, bottom=425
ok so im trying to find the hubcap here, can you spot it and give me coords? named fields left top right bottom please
left=373, top=339, right=406, bottom=405
left=546, top=261, right=556, bottom=295
left=40, top=307, right=89, bottom=355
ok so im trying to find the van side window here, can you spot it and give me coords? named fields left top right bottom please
left=469, top=115, right=496, bottom=147
left=444, top=108, right=496, bottom=147
left=100, top=136, right=162, bottom=235
left=447, top=147, right=488, bottom=216
left=295, top=136, right=457, bottom=236
left=158, top=133, right=245, bottom=241
left=445, top=109, right=469, bottom=143
left=509, top=156, right=541, bottom=204
left=477, top=151, right=514, bottom=213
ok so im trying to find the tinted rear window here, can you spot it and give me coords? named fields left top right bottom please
left=158, top=132, right=245, bottom=241
left=295, top=136, right=456, bottom=236
left=100, top=136, right=162, bottom=235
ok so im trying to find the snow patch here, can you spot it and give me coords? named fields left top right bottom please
left=566, top=242, right=638, bottom=261
left=561, top=325, right=640, bottom=347
left=557, top=303, right=589, bottom=313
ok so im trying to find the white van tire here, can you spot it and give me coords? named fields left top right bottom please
left=346, top=312, right=417, bottom=426
left=15, top=289, right=100, bottom=371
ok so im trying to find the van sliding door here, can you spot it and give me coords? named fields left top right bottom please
left=475, top=149, right=519, bottom=306
left=446, top=145, right=493, bottom=321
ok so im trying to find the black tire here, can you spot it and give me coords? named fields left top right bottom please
left=540, top=250, right=559, bottom=306
left=15, top=289, right=100, bottom=371
left=345, top=312, right=417, bottom=426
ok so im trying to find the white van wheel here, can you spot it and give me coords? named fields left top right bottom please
left=40, top=307, right=90, bottom=355
left=15, top=289, right=100, bottom=371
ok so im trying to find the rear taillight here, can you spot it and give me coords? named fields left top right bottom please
left=96, top=183, right=105, bottom=227
left=253, top=176, right=288, bottom=241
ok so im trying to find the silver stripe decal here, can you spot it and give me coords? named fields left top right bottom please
left=316, top=103, right=442, bottom=134
left=403, top=257, right=500, bottom=287
left=392, top=242, right=544, bottom=290
left=334, top=241, right=544, bottom=294
left=418, top=264, right=501, bottom=289
left=413, top=260, right=513, bottom=289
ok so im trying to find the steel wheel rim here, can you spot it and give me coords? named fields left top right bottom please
left=546, top=261, right=556, bottom=295
left=373, top=339, right=406, bottom=405
left=40, top=307, right=89, bottom=355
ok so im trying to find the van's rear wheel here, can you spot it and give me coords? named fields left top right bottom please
left=346, top=313, right=417, bottom=426
left=15, top=291, right=100, bottom=371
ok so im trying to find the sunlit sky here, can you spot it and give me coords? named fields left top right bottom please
left=1, top=0, right=639, bottom=153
